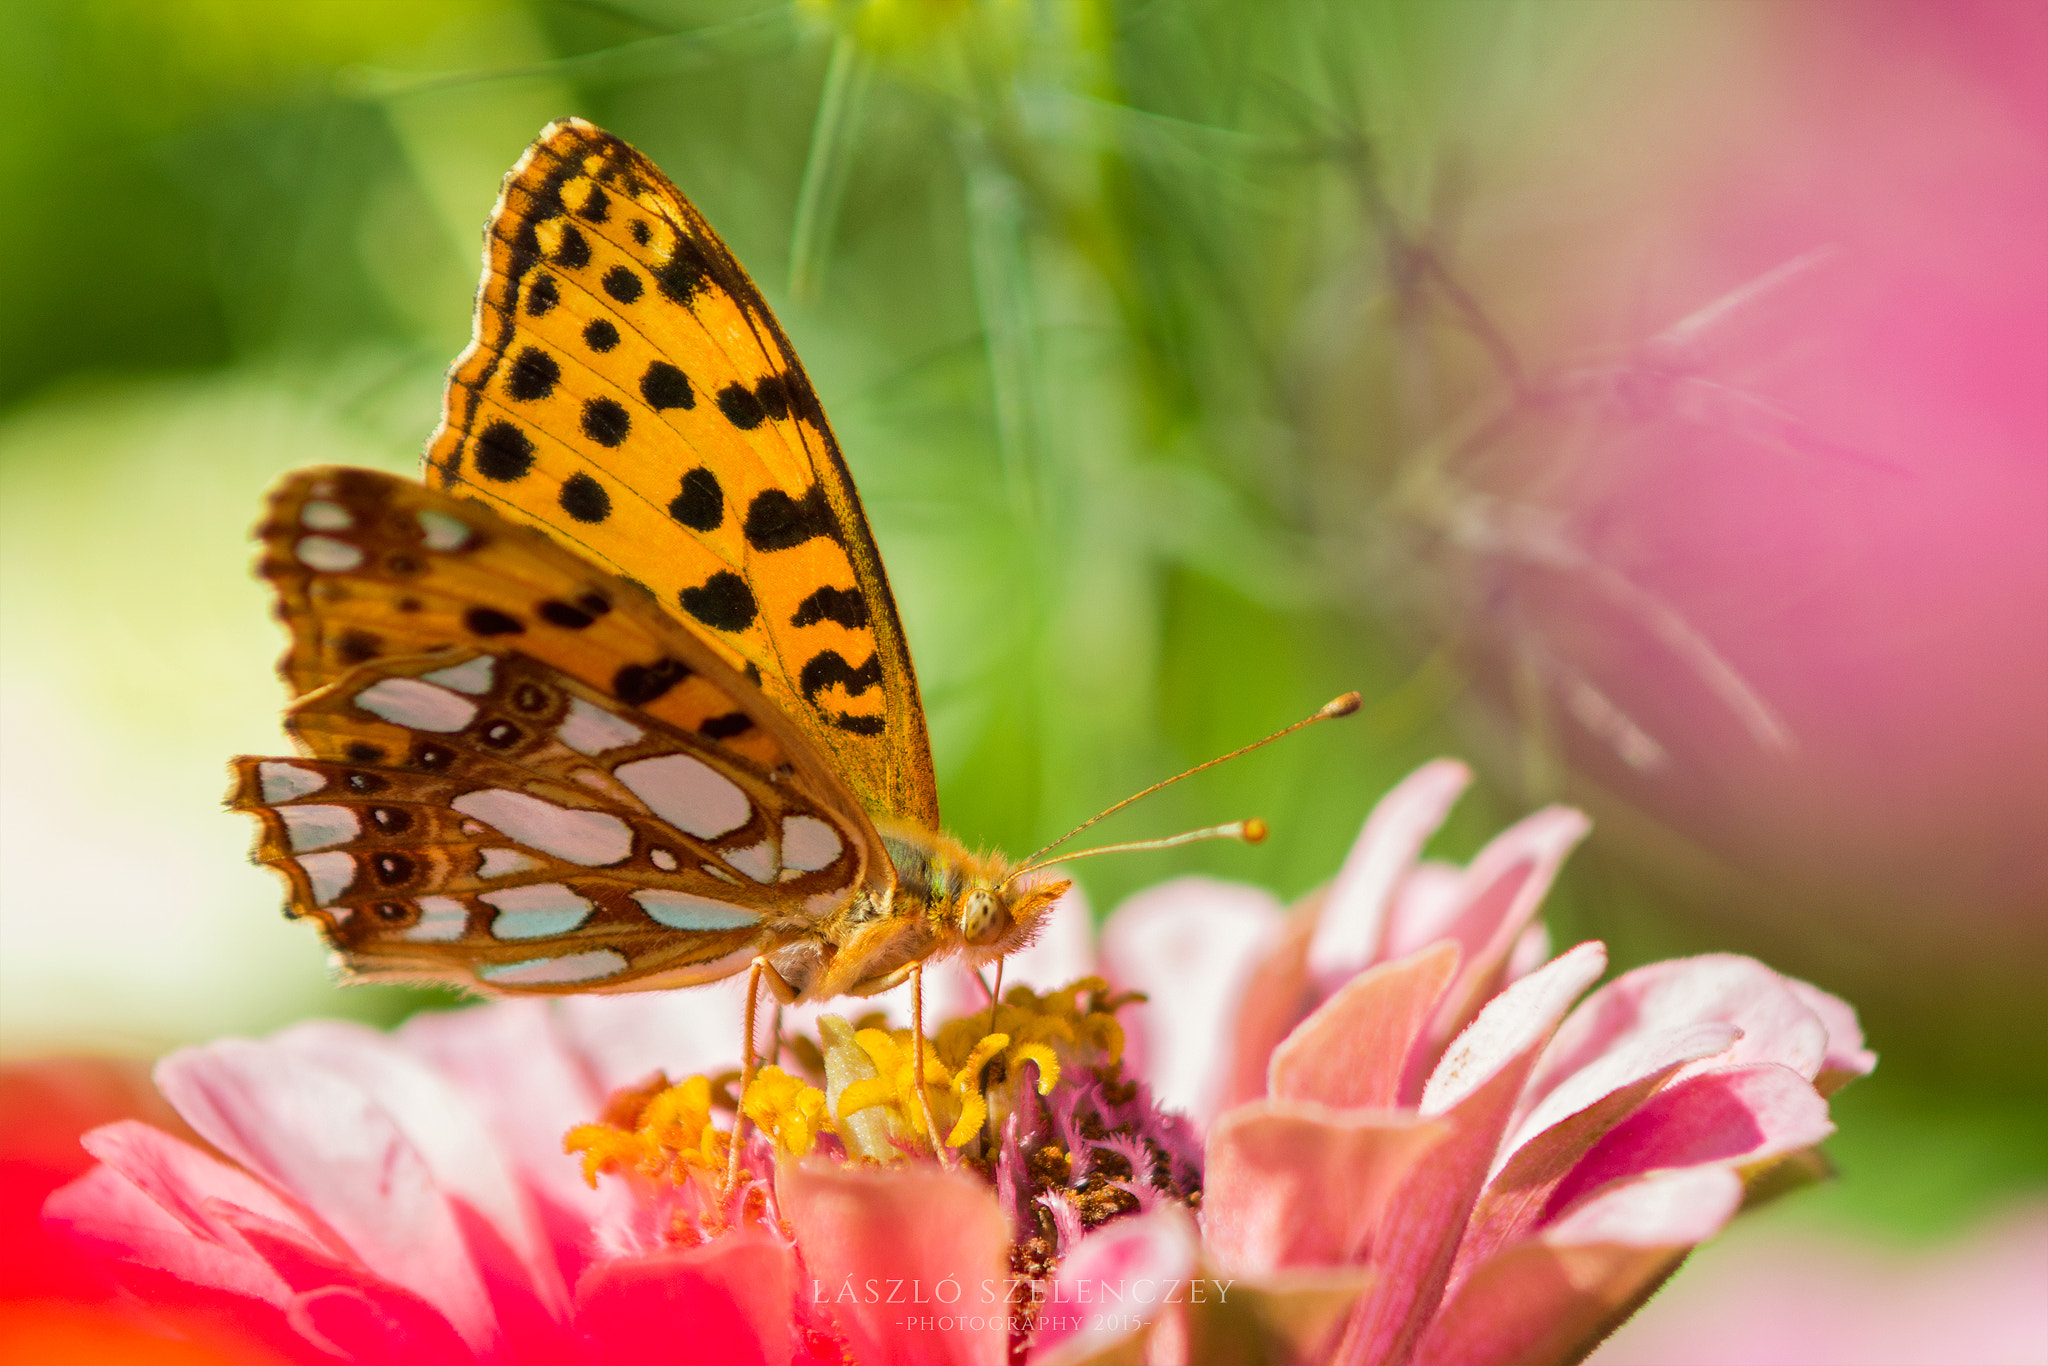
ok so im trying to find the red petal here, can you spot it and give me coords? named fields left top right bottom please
left=577, top=1234, right=795, bottom=1366
left=778, top=1161, right=1009, bottom=1366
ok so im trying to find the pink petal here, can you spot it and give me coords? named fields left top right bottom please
left=1521, top=956, right=1830, bottom=1128
left=155, top=1037, right=501, bottom=1353
left=219, top=1205, right=478, bottom=1366
left=1504, top=922, right=1552, bottom=984
left=1339, top=943, right=1607, bottom=1366
left=1100, top=876, right=1284, bottom=1121
left=399, top=1002, right=618, bottom=1284
left=778, top=1161, right=1009, bottom=1366
left=269, top=1020, right=569, bottom=1318
left=1201, top=1101, right=1446, bottom=1272
left=1030, top=1206, right=1197, bottom=1363
left=1587, top=1200, right=2048, bottom=1366
left=1268, top=942, right=1460, bottom=1110
left=577, top=1234, right=796, bottom=1366
left=1454, top=1024, right=1738, bottom=1289
left=1221, top=907, right=1320, bottom=1113
left=1497, top=1022, right=1744, bottom=1173
left=1781, top=977, right=1878, bottom=1095
left=43, top=1162, right=290, bottom=1307
left=1377, top=862, right=1469, bottom=961
left=1413, top=1169, right=1742, bottom=1366
left=1546, top=1064, right=1833, bottom=1221
left=1411, top=809, right=1591, bottom=1086
left=555, top=981, right=751, bottom=1091
left=77, top=1120, right=336, bottom=1257
left=1420, top=943, right=1609, bottom=1120
left=1306, top=760, right=1472, bottom=994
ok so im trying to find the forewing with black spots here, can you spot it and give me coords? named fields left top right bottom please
left=422, top=118, right=938, bottom=828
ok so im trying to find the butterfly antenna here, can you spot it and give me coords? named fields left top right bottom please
left=1008, top=691, right=1362, bottom=877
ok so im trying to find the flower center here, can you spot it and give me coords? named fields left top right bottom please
left=562, top=977, right=1201, bottom=1272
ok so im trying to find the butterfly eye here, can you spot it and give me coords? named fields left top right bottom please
left=369, top=806, right=411, bottom=834
left=480, top=720, right=523, bottom=749
left=373, top=853, right=418, bottom=887
left=959, top=888, right=1002, bottom=946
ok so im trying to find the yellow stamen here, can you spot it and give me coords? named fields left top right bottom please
left=741, top=1065, right=832, bottom=1157
left=563, top=1072, right=729, bottom=1187
left=944, top=1032, right=1011, bottom=1147
left=1009, top=1041, right=1061, bottom=1094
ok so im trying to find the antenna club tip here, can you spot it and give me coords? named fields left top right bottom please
left=1241, top=817, right=1269, bottom=844
left=1321, top=691, right=1364, bottom=719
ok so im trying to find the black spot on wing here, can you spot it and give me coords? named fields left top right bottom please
left=615, top=657, right=691, bottom=706
left=791, top=585, right=869, bottom=630
left=507, top=347, right=560, bottom=401
left=654, top=238, right=712, bottom=305
left=578, top=183, right=610, bottom=223
left=641, top=361, right=694, bottom=411
left=743, top=485, right=836, bottom=552
left=629, top=219, right=652, bottom=247
left=538, top=599, right=595, bottom=629
left=582, top=397, right=630, bottom=447
left=678, top=571, right=757, bottom=632
left=346, top=743, right=384, bottom=765
left=526, top=274, right=559, bottom=316
left=602, top=265, right=642, bottom=304
left=560, top=472, right=611, bottom=523
left=799, top=650, right=882, bottom=703
left=699, top=712, right=755, bottom=740
left=338, top=629, right=382, bottom=664
left=828, top=711, right=887, bottom=737
left=373, top=852, right=418, bottom=887
left=717, top=382, right=765, bottom=430
left=466, top=607, right=524, bottom=637
left=474, top=421, right=535, bottom=481
left=479, top=720, right=522, bottom=750
left=553, top=224, right=591, bottom=269
left=755, top=375, right=791, bottom=422
left=583, top=318, right=620, bottom=353
left=577, top=591, right=612, bottom=617
left=669, top=467, right=722, bottom=530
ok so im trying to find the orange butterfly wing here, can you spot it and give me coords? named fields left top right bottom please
left=422, top=118, right=938, bottom=831
left=237, top=466, right=881, bottom=995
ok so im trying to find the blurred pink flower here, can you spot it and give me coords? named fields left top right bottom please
left=44, top=761, right=1873, bottom=1365
left=1586, top=1202, right=2048, bottom=1366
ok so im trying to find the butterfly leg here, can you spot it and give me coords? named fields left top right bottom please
left=985, top=958, right=1005, bottom=1041
left=724, top=956, right=770, bottom=1202
left=908, top=962, right=954, bottom=1170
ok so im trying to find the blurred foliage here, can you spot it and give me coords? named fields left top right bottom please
left=1, top=0, right=2041, bottom=1239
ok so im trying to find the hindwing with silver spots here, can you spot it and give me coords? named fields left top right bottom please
left=231, top=648, right=868, bottom=995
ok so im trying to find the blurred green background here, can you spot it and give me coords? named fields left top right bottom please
left=2, top=0, right=2043, bottom=1305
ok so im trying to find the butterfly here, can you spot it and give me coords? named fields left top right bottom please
left=230, top=119, right=1072, bottom=1013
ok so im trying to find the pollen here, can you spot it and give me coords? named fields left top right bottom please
left=564, top=1071, right=729, bottom=1187
left=741, top=1064, right=832, bottom=1156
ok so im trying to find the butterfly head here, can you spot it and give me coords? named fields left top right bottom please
left=957, top=871, right=1071, bottom=956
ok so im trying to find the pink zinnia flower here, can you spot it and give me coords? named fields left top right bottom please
left=43, top=761, right=1872, bottom=1365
